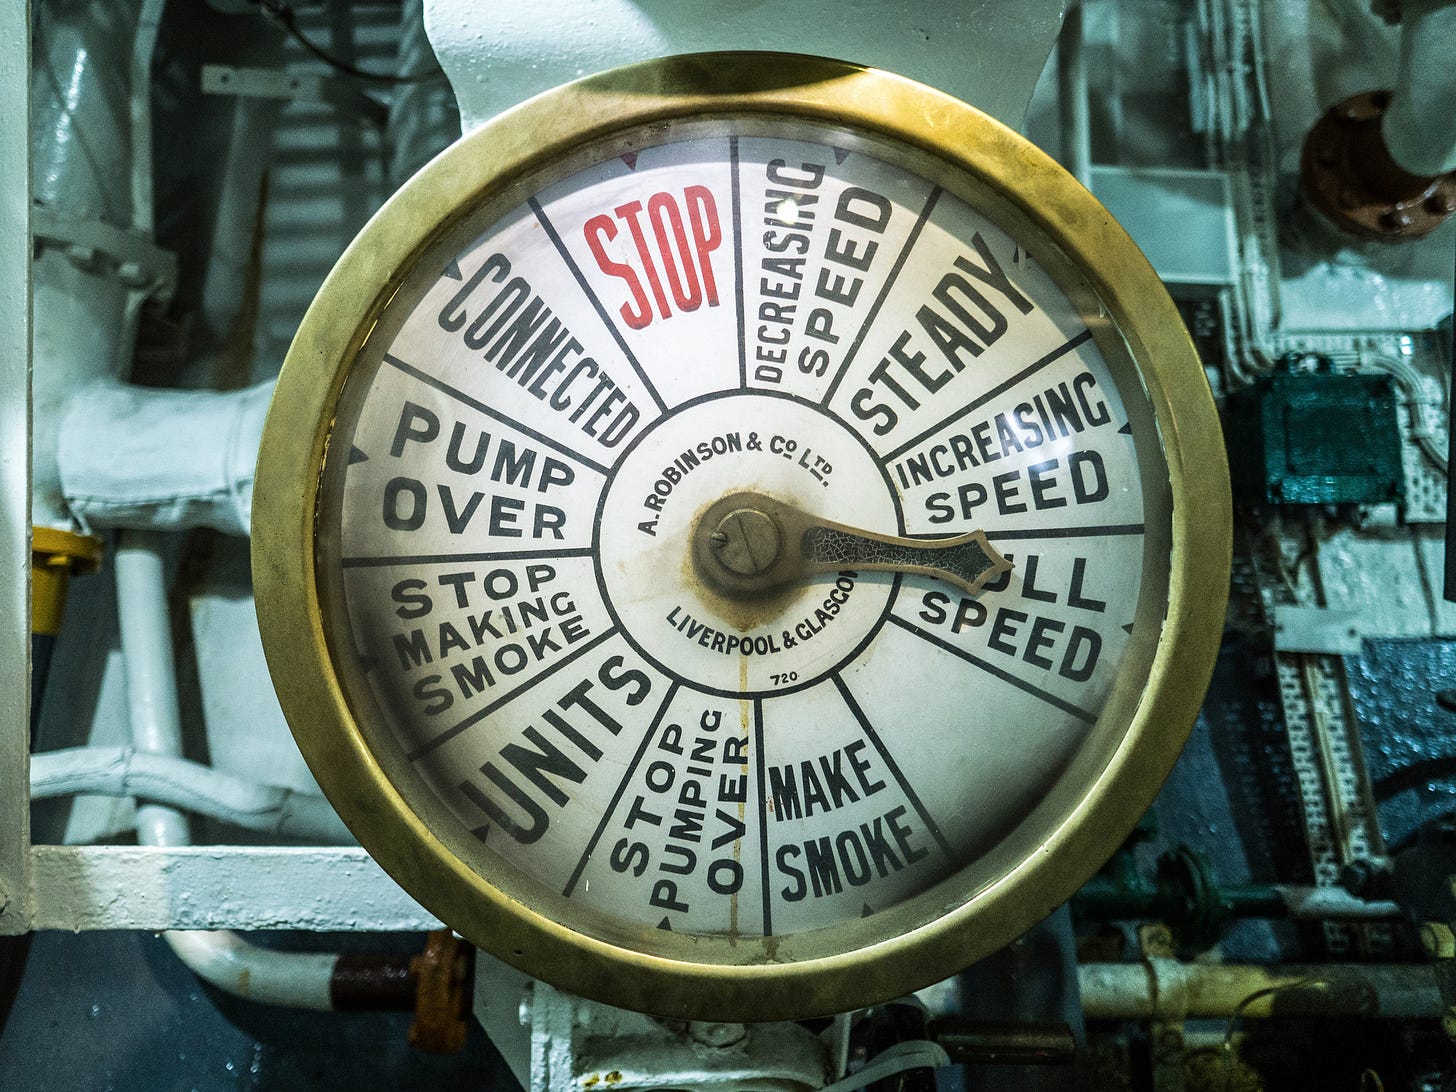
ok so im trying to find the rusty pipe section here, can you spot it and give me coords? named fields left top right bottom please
left=329, top=930, right=475, bottom=1053
left=117, top=534, right=471, bottom=1046
left=1079, top=961, right=1442, bottom=1021
left=1301, top=90, right=1456, bottom=240
left=1299, top=1, right=1456, bottom=240
left=928, top=1018, right=1077, bottom=1066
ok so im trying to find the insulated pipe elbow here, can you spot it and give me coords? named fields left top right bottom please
left=59, top=381, right=273, bottom=536
left=1383, top=0, right=1456, bottom=177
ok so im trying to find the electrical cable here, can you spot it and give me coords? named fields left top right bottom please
left=258, top=0, right=439, bottom=85
left=815, top=1041, right=952, bottom=1092
left=28, top=746, right=353, bottom=842
left=1363, top=353, right=1448, bottom=475
left=1220, top=977, right=1329, bottom=1091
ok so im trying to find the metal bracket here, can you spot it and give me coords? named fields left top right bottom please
left=1272, top=605, right=1363, bottom=655
left=201, top=64, right=388, bottom=126
left=489, top=973, right=828, bottom=1092
left=1276, top=651, right=1391, bottom=954
left=1138, top=924, right=1189, bottom=1092
left=13, top=845, right=441, bottom=935
left=31, top=207, right=177, bottom=301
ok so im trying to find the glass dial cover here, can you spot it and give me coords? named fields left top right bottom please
left=253, top=53, right=1230, bottom=1020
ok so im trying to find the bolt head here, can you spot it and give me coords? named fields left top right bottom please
left=1380, top=207, right=1414, bottom=230
left=1425, top=190, right=1456, bottom=215
left=709, top=508, right=781, bottom=576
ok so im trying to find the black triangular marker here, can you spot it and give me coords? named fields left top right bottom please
left=833, top=147, right=849, bottom=165
left=862, top=903, right=874, bottom=917
left=657, top=916, right=672, bottom=930
left=442, top=258, right=462, bottom=280
left=348, top=446, right=368, bottom=464
left=1122, top=622, right=1134, bottom=634
left=1118, top=422, right=1132, bottom=435
left=622, top=152, right=639, bottom=170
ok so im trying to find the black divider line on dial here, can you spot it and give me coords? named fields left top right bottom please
left=830, top=674, right=954, bottom=860
left=527, top=197, right=670, bottom=415
left=562, top=679, right=681, bottom=899
left=731, top=137, right=747, bottom=391
left=886, top=613, right=1097, bottom=725
left=340, top=546, right=596, bottom=568
left=983, top=523, right=1146, bottom=542
left=754, top=696, right=772, bottom=937
left=879, top=328, right=1095, bottom=465
left=406, top=624, right=620, bottom=761
left=383, top=353, right=612, bottom=477
left=820, top=186, right=943, bottom=407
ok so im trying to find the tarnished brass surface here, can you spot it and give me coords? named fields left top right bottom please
left=252, top=52, right=1231, bottom=1021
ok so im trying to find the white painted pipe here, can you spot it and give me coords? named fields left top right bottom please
left=1383, top=0, right=1456, bottom=177
left=29, top=747, right=352, bottom=843
left=162, top=931, right=339, bottom=1010
left=1079, top=961, right=1441, bottom=1020
left=1057, top=3, right=1093, bottom=190
left=61, top=382, right=272, bottom=536
left=114, top=532, right=191, bottom=850
left=114, top=532, right=345, bottom=1009
left=1275, top=884, right=1402, bottom=922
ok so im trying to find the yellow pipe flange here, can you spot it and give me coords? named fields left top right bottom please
left=32, top=526, right=103, bottom=636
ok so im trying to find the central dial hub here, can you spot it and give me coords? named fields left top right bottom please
left=594, top=393, right=900, bottom=698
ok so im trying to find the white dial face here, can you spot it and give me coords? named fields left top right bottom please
left=321, top=132, right=1151, bottom=942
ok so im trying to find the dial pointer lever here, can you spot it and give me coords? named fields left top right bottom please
left=695, top=491, right=1013, bottom=598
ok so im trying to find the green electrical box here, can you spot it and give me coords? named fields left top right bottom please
left=1223, top=363, right=1404, bottom=506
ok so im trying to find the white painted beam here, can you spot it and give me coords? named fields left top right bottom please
left=27, top=846, right=443, bottom=933
left=0, top=0, right=32, bottom=935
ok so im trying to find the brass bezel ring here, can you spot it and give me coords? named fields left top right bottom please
left=252, top=52, right=1231, bottom=1020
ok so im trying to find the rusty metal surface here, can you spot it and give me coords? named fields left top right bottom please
left=407, top=929, right=474, bottom=1053
left=1301, top=90, right=1456, bottom=241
